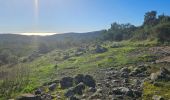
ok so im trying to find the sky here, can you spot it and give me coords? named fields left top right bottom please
left=0, top=0, right=170, bottom=35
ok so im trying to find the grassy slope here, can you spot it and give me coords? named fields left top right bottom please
left=1, top=40, right=170, bottom=99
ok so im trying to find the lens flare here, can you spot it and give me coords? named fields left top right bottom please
left=34, top=0, right=39, bottom=25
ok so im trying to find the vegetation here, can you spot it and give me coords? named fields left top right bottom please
left=0, top=11, right=170, bottom=99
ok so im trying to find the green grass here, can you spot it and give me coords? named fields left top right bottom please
left=0, top=40, right=165, bottom=99
left=143, top=81, right=170, bottom=100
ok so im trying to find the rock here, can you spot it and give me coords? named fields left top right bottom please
left=83, top=75, right=96, bottom=88
left=150, top=67, right=170, bottom=81
left=152, top=95, right=164, bottom=100
left=16, top=93, right=41, bottom=100
left=74, top=82, right=85, bottom=95
left=60, top=77, right=73, bottom=89
left=133, top=90, right=142, bottom=98
left=134, top=79, right=141, bottom=86
left=125, top=89, right=134, bottom=97
left=74, top=74, right=84, bottom=84
left=96, top=88, right=103, bottom=94
left=120, top=72, right=129, bottom=78
left=112, top=87, right=130, bottom=95
left=88, top=90, right=102, bottom=99
left=70, top=96, right=80, bottom=100
left=115, top=95, right=124, bottom=99
left=112, top=80, right=121, bottom=87
left=34, top=88, right=41, bottom=95
left=150, top=73, right=159, bottom=81
left=94, top=45, right=107, bottom=53
left=120, top=67, right=130, bottom=73
left=64, top=87, right=75, bottom=97
left=49, top=83, right=57, bottom=91
left=88, top=87, right=97, bottom=93
left=123, top=78, right=129, bottom=83
left=41, top=94, right=52, bottom=100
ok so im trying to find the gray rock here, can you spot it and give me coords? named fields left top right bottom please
left=60, top=77, right=73, bottom=89
left=73, top=82, right=85, bottom=95
left=74, top=74, right=84, bottom=85
left=16, top=94, right=41, bottom=100
left=112, top=87, right=130, bottom=95
left=120, top=72, right=129, bottom=78
left=120, top=67, right=130, bottom=73
left=152, top=95, right=164, bottom=100
left=34, top=88, right=41, bottom=95
left=64, top=87, right=75, bottom=97
left=133, top=90, right=142, bottom=98
left=94, top=45, right=107, bottom=53
left=88, top=87, right=97, bottom=93
left=49, top=83, right=57, bottom=91
left=83, top=75, right=96, bottom=88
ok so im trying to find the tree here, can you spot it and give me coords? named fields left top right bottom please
left=144, top=11, right=158, bottom=26
left=155, top=23, right=170, bottom=43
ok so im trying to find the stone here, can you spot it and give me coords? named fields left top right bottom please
left=83, top=75, right=96, bottom=88
left=49, top=83, right=57, bottom=91
left=112, top=87, right=130, bottom=95
left=88, top=87, right=97, bottom=93
left=60, top=77, right=73, bottom=89
left=120, top=72, right=129, bottom=78
left=74, top=74, right=84, bottom=84
left=120, top=67, right=130, bottom=73
left=16, top=93, right=41, bottom=100
left=152, top=95, right=164, bottom=100
left=94, top=45, right=107, bottom=53
left=133, top=90, right=142, bottom=98
left=34, top=88, right=41, bottom=95
left=64, top=87, right=75, bottom=97
left=70, top=96, right=80, bottom=100
left=73, top=82, right=85, bottom=95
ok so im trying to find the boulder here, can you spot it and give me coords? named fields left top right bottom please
left=74, top=74, right=84, bottom=84
left=60, top=77, right=73, bottom=89
left=64, top=87, right=75, bottom=97
left=83, top=75, right=96, bottom=88
left=94, top=45, right=107, bottom=53
left=16, top=94, right=41, bottom=100
left=73, top=82, right=85, bottom=95
left=49, top=83, right=57, bottom=91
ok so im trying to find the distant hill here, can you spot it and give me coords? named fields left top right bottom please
left=0, top=31, right=103, bottom=56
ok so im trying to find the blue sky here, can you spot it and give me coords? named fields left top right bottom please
left=0, top=0, right=170, bottom=33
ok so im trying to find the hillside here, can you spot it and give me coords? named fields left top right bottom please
left=0, top=11, right=170, bottom=100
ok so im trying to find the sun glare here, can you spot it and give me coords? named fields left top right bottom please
left=19, top=33, right=57, bottom=36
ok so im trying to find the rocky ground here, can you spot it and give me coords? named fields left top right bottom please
left=14, top=46, right=170, bottom=100
left=16, top=64, right=170, bottom=100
